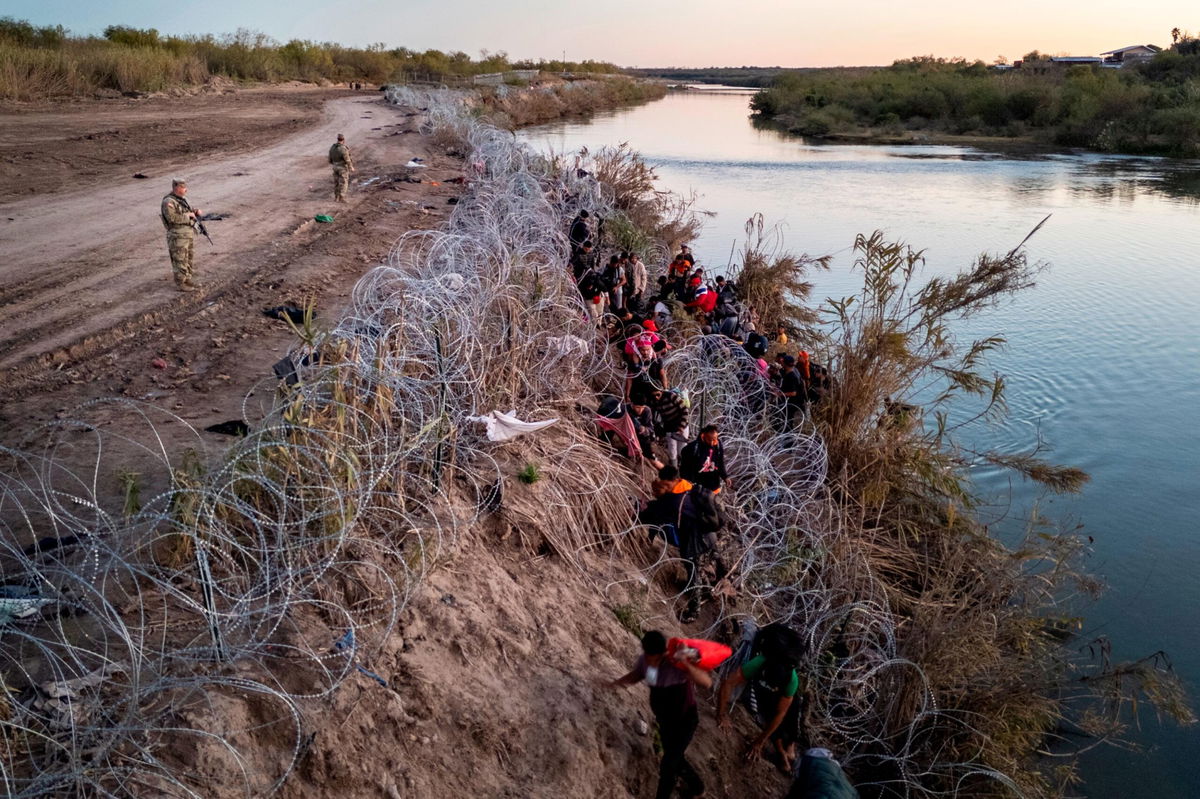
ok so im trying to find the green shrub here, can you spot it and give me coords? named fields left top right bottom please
left=751, top=49, right=1200, bottom=154
left=789, top=109, right=834, bottom=136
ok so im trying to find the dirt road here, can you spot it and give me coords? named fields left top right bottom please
left=2, top=91, right=417, bottom=370
left=0, top=87, right=463, bottom=500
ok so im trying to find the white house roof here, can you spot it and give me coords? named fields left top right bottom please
left=1100, top=44, right=1162, bottom=55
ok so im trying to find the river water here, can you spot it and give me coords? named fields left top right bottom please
left=519, top=90, right=1200, bottom=797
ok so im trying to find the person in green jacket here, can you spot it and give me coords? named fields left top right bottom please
left=717, top=648, right=811, bottom=772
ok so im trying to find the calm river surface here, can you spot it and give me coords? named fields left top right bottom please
left=520, top=90, right=1200, bottom=798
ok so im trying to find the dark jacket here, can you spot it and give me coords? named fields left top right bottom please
left=780, top=367, right=808, bottom=410
left=569, top=248, right=592, bottom=280
left=679, top=439, right=728, bottom=491
left=569, top=215, right=589, bottom=248
left=639, top=487, right=723, bottom=559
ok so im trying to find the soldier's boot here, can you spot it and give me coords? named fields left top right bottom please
left=174, top=265, right=198, bottom=291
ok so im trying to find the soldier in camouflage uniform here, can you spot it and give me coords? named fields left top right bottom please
left=329, top=133, right=356, bottom=202
left=160, top=178, right=202, bottom=291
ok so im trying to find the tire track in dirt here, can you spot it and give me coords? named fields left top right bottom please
left=0, top=95, right=408, bottom=379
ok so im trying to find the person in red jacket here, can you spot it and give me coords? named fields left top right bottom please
left=685, top=278, right=718, bottom=317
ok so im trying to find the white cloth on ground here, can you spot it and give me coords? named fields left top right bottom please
left=469, top=409, right=559, bottom=442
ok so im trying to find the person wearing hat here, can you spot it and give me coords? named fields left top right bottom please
left=328, top=133, right=356, bottom=202
left=160, top=178, right=202, bottom=291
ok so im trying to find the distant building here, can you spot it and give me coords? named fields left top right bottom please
left=1100, top=44, right=1163, bottom=65
left=1049, top=56, right=1104, bottom=65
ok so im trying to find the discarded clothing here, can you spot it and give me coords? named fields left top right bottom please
left=32, top=663, right=125, bottom=730
left=469, top=409, right=559, bottom=442
left=545, top=335, right=591, bottom=358
left=263, top=305, right=312, bottom=324
left=786, top=750, right=859, bottom=798
left=204, top=419, right=250, bottom=437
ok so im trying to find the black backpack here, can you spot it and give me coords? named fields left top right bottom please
left=755, top=623, right=806, bottom=667
left=597, top=265, right=618, bottom=292
left=745, top=332, right=769, bottom=359
left=578, top=269, right=604, bottom=299
left=682, top=487, right=723, bottom=535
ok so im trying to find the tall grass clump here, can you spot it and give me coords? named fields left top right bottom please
left=686, top=219, right=1193, bottom=797
left=0, top=16, right=628, bottom=100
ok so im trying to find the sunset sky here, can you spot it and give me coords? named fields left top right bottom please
left=5, top=0, right=1193, bottom=67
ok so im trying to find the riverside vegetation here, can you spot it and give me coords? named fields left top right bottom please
left=0, top=16, right=621, bottom=100
left=750, top=43, right=1200, bottom=156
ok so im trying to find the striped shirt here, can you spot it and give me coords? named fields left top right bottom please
left=653, top=391, right=688, bottom=433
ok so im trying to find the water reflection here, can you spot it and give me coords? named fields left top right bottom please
left=747, top=111, right=1200, bottom=205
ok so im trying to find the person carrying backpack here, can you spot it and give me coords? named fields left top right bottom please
left=713, top=276, right=740, bottom=321
left=716, top=623, right=811, bottom=773
left=640, top=467, right=728, bottom=622
left=679, top=425, right=730, bottom=493
left=577, top=264, right=607, bottom=322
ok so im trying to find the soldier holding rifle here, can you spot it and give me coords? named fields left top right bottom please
left=160, top=178, right=208, bottom=292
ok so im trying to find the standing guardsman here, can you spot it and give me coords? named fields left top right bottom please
left=160, top=178, right=202, bottom=292
left=329, top=133, right=356, bottom=202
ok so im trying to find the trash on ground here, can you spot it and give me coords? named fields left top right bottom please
left=468, top=409, right=559, bottom=442
left=262, top=305, right=313, bottom=324
left=31, top=663, right=125, bottom=730
left=438, top=272, right=466, bottom=291
left=272, top=355, right=298, bottom=386
left=314, top=213, right=334, bottom=223
left=332, top=629, right=388, bottom=687
left=132, top=173, right=149, bottom=179
left=151, top=358, right=168, bottom=370
left=546, top=335, right=590, bottom=358
left=204, top=420, right=250, bottom=437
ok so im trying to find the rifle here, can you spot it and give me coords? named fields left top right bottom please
left=193, top=213, right=214, bottom=246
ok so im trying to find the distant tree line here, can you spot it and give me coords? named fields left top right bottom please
left=625, top=67, right=804, bottom=88
left=0, top=17, right=621, bottom=100
left=748, top=42, right=1200, bottom=156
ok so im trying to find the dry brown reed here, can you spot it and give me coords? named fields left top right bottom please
left=479, top=79, right=668, bottom=130
left=731, top=224, right=1193, bottom=796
